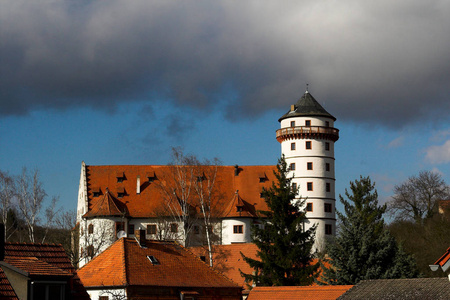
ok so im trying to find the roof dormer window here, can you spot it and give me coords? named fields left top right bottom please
left=116, top=172, right=125, bottom=183
left=258, top=172, right=267, bottom=183
left=146, top=171, right=156, bottom=182
left=92, top=187, right=101, bottom=197
left=147, top=255, right=159, bottom=265
left=117, top=187, right=126, bottom=198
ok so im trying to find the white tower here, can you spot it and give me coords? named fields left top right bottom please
left=276, top=90, right=339, bottom=250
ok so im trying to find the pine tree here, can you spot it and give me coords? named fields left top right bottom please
left=319, top=176, right=419, bottom=285
left=241, top=156, right=319, bottom=286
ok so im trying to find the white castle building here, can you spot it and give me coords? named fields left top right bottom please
left=75, top=90, right=338, bottom=267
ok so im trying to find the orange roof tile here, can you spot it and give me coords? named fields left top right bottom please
left=189, top=244, right=331, bottom=290
left=78, top=238, right=241, bottom=289
left=434, top=246, right=450, bottom=269
left=83, top=165, right=276, bottom=218
left=83, top=188, right=128, bottom=218
left=247, top=285, right=353, bottom=300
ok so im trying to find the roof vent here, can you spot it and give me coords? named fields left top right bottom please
left=147, top=255, right=159, bottom=265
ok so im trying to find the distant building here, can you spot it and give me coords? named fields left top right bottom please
left=77, top=231, right=242, bottom=300
left=76, top=90, right=339, bottom=265
left=247, top=285, right=352, bottom=300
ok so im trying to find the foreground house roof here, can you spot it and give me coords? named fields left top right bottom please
left=0, top=242, right=89, bottom=300
left=434, top=246, right=450, bottom=273
left=81, top=164, right=276, bottom=219
left=78, top=237, right=241, bottom=289
left=247, top=285, right=352, bottom=300
left=338, top=278, right=450, bottom=299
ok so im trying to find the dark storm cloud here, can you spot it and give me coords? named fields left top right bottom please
left=1, top=1, right=449, bottom=127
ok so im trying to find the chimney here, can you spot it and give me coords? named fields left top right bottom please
left=135, top=228, right=146, bottom=248
left=0, top=223, right=4, bottom=261
left=291, top=104, right=295, bottom=112
left=234, top=165, right=239, bottom=176
left=137, top=175, right=141, bottom=194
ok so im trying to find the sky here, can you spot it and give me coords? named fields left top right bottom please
left=1, top=1, right=449, bottom=218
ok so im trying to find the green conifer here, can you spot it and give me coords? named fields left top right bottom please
left=319, top=176, right=419, bottom=285
left=241, top=156, right=319, bottom=286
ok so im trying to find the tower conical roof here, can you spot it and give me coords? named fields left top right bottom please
left=278, top=91, right=336, bottom=122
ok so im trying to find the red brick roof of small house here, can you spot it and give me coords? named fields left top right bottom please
left=0, top=242, right=89, bottom=300
left=247, top=285, right=353, bottom=300
left=77, top=237, right=241, bottom=290
left=435, top=246, right=450, bottom=271
left=83, top=165, right=277, bottom=219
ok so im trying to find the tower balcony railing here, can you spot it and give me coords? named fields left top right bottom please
left=276, top=126, right=339, bottom=142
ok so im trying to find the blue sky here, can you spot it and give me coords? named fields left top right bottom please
left=1, top=1, right=449, bottom=218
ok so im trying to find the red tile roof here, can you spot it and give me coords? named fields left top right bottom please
left=0, top=242, right=89, bottom=300
left=247, top=285, right=353, bottom=300
left=3, top=257, right=72, bottom=277
left=434, top=246, right=450, bottom=270
left=78, top=238, right=241, bottom=289
left=83, top=165, right=276, bottom=218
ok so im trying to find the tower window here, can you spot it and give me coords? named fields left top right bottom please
left=325, top=121, right=330, bottom=127
left=325, top=142, right=330, bottom=151
left=305, top=120, right=311, bottom=126
left=290, top=121, right=295, bottom=127
left=307, top=162, right=313, bottom=170
left=306, top=203, right=313, bottom=212
left=307, top=182, right=313, bottom=191
left=326, top=163, right=330, bottom=172
left=291, top=142, right=296, bottom=150
left=306, top=141, right=312, bottom=149
left=233, top=225, right=243, bottom=234
left=88, top=224, right=94, bottom=234
left=326, top=183, right=331, bottom=192
left=325, top=224, right=332, bottom=235
left=289, top=163, right=296, bottom=171
left=325, top=203, right=332, bottom=213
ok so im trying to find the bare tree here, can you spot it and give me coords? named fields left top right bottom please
left=79, top=219, right=115, bottom=265
left=0, top=170, right=16, bottom=238
left=389, top=171, right=450, bottom=223
left=193, top=159, right=222, bottom=267
left=17, top=168, right=46, bottom=243
left=157, top=148, right=199, bottom=247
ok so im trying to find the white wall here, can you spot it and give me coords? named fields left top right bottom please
left=221, top=218, right=253, bottom=245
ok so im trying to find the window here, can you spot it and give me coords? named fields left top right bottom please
left=87, top=245, right=94, bottom=258
left=32, top=283, right=65, bottom=300
left=325, top=203, right=332, bottom=213
left=99, top=296, right=109, bottom=300
left=325, top=142, right=330, bottom=151
left=289, top=163, right=295, bottom=171
left=306, top=203, right=313, bottom=212
left=237, top=206, right=243, bottom=212
left=307, top=162, right=313, bottom=170
left=326, top=183, right=331, bottom=192
left=117, top=187, right=125, bottom=198
left=88, top=224, right=94, bottom=234
left=307, top=182, right=313, bottom=191
left=170, top=223, right=178, bottom=233
left=291, top=142, right=296, bottom=150
left=233, top=225, right=243, bottom=234
left=200, top=256, right=206, bottom=262
left=92, top=187, right=101, bottom=197
left=115, top=222, right=125, bottom=236
left=305, top=120, right=311, bottom=126
left=147, top=255, right=159, bottom=265
left=147, top=224, right=157, bottom=235
left=325, top=224, right=332, bottom=235
left=292, top=182, right=297, bottom=191
left=325, top=121, right=330, bottom=127
left=193, top=225, right=200, bottom=234
left=128, top=224, right=135, bottom=235
left=306, top=141, right=312, bottom=149
left=260, top=192, right=264, bottom=198
left=326, top=163, right=330, bottom=172
left=290, top=121, right=295, bottom=127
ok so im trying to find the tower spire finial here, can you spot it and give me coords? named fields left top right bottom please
left=306, top=83, right=309, bottom=93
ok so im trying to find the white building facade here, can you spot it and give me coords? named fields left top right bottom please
left=277, top=90, right=339, bottom=250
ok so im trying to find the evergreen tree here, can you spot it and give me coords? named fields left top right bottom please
left=241, top=156, right=319, bottom=286
left=319, top=176, right=419, bottom=285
